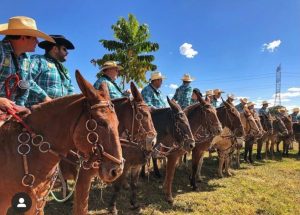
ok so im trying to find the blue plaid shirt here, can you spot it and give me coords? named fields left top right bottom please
left=211, top=97, right=218, bottom=108
left=235, top=103, right=245, bottom=112
left=0, top=40, right=47, bottom=106
left=93, top=75, right=124, bottom=99
left=258, top=107, right=269, bottom=116
left=141, top=84, right=167, bottom=108
left=172, top=83, right=193, bottom=109
left=290, top=112, right=300, bottom=123
left=26, top=54, right=74, bottom=107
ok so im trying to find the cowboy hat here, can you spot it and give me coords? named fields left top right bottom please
left=213, top=89, right=224, bottom=95
left=293, top=107, right=299, bottom=112
left=227, top=93, right=236, bottom=100
left=38, top=35, right=74, bottom=50
left=247, top=101, right=256, bottom=107
left=278, top=107, right=286, bottom=113
left=150, top=71, right=166, bottom=81
left=100, top=61, right=123, bottom=72
left=181, top=74, right=195, bottom=82
left=262, top=101, right=270, bottom=105
left=0, top=16, right=54, bottom=43
left=205, top=89, right=214, bottom=96
left=240, top=98, right=248, bottom=103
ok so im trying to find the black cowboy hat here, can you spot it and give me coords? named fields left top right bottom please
left=38, top=34, right=75, bottom=50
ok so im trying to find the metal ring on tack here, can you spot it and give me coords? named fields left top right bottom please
left=17, top=143, right=31, bottom=155
left=87, top=131, right=99, bottom=144
left=135, top=112, right=143, bottom=121
left=18, top=132, right=31, bottom=144
left=39, top=142, right=51, bottom=153
left=22, top=174, right=35, bottom=187
left=92, top=162, right=100, bottom=169
left=32, top=134, right=44, bottom=146
left=86, top=119, right=97, bottom=131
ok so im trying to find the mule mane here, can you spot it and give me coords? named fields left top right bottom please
left=30, top=94, right=84, bottom=113
left=184, top=103, right=201, bottom=116
left=152, top=107, right=172, bottom=114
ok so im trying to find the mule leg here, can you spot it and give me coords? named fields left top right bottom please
left=190, top=146, right=204, bottom=190
left=140, top=164, right=146, bottom=178
left=73, top=169, right=94, bottom=215
left=236, top=148, right=241, bottom=168
left=129, top=166, right=142, bottom=210
left=163, top=151, right=183, bottom=203
left=256, top=139, right=263, bottom=160
left=249, top=142, right=254, bottom=163
left=225, top=155, right=232, bottom=176
left=244, top=141, right=249, bottom=163
left=108, top=180, right=122, bottom=215
left=152, top=157, right=162, bottom=178
left=196, top=153, right=204, bottom=182
left=218, top=152, right=225, bottom=178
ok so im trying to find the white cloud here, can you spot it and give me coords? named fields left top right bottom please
left=262, top=40, right=281, bottom=52
left=271, top=87, right=300, bottom=100
left=287, top=87, right=300, bottom=92
left=179, top=43, right=198, bottom=58
left=169, top=84, right=178, bottom=89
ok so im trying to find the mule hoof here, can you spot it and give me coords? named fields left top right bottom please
left=166, top=196, right=174, bottom=204
left=192, top=185, right=199, bottom=191
left=108, top=207, right=118, bottom=215
left=130, top=203, right=141, bottom=210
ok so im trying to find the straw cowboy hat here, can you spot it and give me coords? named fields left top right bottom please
left=278, top=107, right=286, bottom=113
left=227, top=93, right=236, bottom=100
left=262, top=101, right=270, bottom=105
left=150, top=71, right=166, bottom=81
left=181, top=74, right=195, bottom=82
left=240, top=98, right=248, bottom=103
left=205, top=89, right=214, bottom=96
left=0, top=16, right=54, bottom=43
left=213, top=89, right=224, bottom=95
left=293, top=107, right=299, bottom=112
left=39, top=35, right=75, bottom=50
left=247, top=101, right=256, bottom=107
left=100, top=61, right=123, bottom=72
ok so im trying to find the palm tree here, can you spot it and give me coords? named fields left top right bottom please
left=92, top=14, right=159, bottom=88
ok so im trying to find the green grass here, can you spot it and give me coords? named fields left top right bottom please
left=45, top=143, right=300, bottom=215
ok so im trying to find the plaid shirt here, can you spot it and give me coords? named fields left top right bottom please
left=141, top=84, right=167, bottom=108
left=258, top=107, right=269, bottom=116
left=235, top=103, right=245, bottom=112
left=26, top=54, right=74, bottom=106
left=290, top=112, right=300, bottom=123
left=211, top=97, right=218, bottom=108
left=93, top=75, right=124, bottom=99
left=172, top=83, right=193, bottom=109
left=0, top=40, right=47, bottom=106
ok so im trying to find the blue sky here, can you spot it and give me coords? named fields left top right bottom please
left=1, top=0, right=300, bottom=111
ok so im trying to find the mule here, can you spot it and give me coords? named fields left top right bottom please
left=58, top=82, right=156, bottom=215
left=292, top=123, right=300, bottom=155
left=0, top=71, right=123, bottom=214
left=256, top=113, right=273, bottom=160
left=276, top=115, right=293, bottom=156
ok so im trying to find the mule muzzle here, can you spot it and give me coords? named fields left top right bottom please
left=183, top=138, right=195, bottom=152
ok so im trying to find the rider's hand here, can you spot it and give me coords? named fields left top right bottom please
left=0, top=97, right=14, bottom=111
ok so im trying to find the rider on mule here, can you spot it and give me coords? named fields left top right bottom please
left=290, top=107, right=300, bottom=123
left=205, top=89, right=214, bottom=104
left=0, top=16, right=53, bottom=107
left=172, top=74, right=194, bottom=109
left=26, top=35, right=75, bottom=106
left=141, top=71, right=167, bottom=109
left=211, top=88, right=224, bottom=108
left=220, top=93, right=236, bottom=106
left=191, top=88, right=201, bottom=105
left=235, top=97, right=248, bottom=112
left=259, top=101, right=270, bottom=116
left=93, top=61, right=128, bottom=99
left=247, top=101, right=256, bottom=114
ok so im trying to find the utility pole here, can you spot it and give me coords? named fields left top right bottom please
left=274, top=64, right=281, bottom=106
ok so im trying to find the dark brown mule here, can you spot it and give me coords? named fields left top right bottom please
left=146, top=98, right=195, bottom=203
left=276, top=115, right=293, bottom=156
left=256, top=113, right=274, bottom=160
left=265, top=115, right=288, bottom=159
left=59, top=82, right=156, bottom=215
left=292, top=123, right=300, bottom=155
left=209, top=100, right=245, bottom=178
left=185, top=92, right=223, bottom=190
left=0, top=71, right=123, bottom=214
left=244, top=111, right=265, bottom=163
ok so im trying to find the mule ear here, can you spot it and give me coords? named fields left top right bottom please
left=167, top=96, right=181, bottom=112
left=97, top=82, right=111, bottom=100
left=76, top=70, right=98, bottom=99
left=130, top=82, right=143, bottom=102
left=196, top=91, right=206, bottom=105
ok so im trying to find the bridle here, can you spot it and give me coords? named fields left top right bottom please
left=14, top=98, right=123, bottom=212
left=244, top=112, right=259, bottom=139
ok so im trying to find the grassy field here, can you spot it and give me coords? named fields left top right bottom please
left=45, top=144, right=300, bottom=215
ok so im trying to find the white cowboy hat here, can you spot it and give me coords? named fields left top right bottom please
left=150, top=71, right=166, bottom=81
left=181, top=74, right=195, bottom=82
left=262, top=101, right=270, bottom=105
left=213, top=89, right=224, bottom=95
left=240, top=98, right=248, bottom=103
left=227, top=93, right=236, bottom=100
left=0, top=16, right=54, bottom=42
left=205, top=89, right=214, bottom=96
left=293, top=107, right=299, bottom=112
left=100, top=61, right=123, bottom=72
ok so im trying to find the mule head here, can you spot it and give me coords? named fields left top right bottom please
left=218, top=99, right=244, bottom=137
left=130, top=82, right=157, bottom=151
left=274, top=115, right=289, bottom=136
left=241, top=109, right=260, bottom=137
left=195, top=90, right=222, bottom=136
left=167, top=97, right=195, bottom=152
left=260, top=113, right=273, bottom=134
left=73, top=70, right=123, bottom=183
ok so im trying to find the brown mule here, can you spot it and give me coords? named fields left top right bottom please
left=0, top=71, right=123, bottom=214
left=59, top=82, right=157, bottom=215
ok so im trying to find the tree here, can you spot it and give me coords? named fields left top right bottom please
left=92, top=14, right=159, bottom=88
